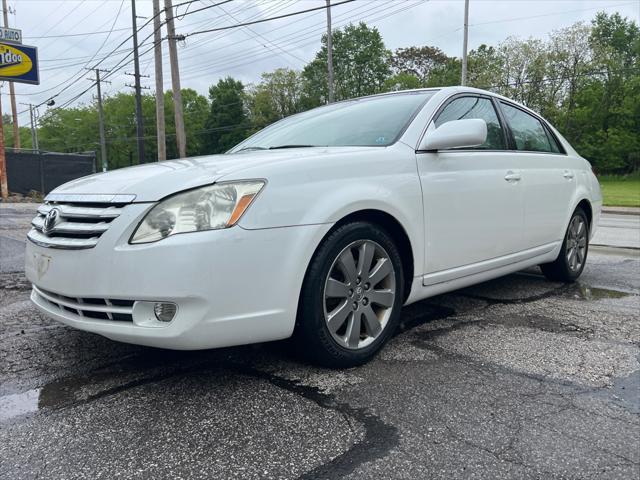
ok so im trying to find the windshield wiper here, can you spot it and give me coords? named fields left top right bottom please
left=268, top=144, right=318, bottom=149
left=236, top=146, right=268, bottom=152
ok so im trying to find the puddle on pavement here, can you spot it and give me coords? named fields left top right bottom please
left=0, top=373, right=126, bottom=422
left=0, top=389, right=40, bottom=422
left=611, top=369, right=640, bottom=415
left=571, top=285, right=631, bottom=301
left=587, top=360, right=640, bottom=415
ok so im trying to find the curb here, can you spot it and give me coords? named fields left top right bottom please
left=591, top=245, right=640, bottom=256
left=602, top=207, right=640, bottom=216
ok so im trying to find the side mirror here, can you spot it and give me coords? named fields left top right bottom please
left=419, top=118, right=487, bottom=151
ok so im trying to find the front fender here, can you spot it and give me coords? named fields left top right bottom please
left=231, top=145, right=425, bottom=276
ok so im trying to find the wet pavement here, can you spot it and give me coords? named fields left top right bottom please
left=1, top=205, right=639, bottom=479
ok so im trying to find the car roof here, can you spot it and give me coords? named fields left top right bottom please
left=380, top=86, right=544, bottom=120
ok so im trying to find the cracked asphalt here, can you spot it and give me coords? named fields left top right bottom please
left=1, top=204, right=639, bottom=479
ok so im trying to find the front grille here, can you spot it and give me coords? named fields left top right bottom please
left=33, top=286, right=134, bottom=322
left=27, top=200, right=127, bottom=249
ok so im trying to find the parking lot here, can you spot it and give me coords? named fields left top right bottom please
left=1, top=204, right=639, bottom=479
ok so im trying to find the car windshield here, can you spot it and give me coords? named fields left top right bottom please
left=230, top=91, right=435, bottom=152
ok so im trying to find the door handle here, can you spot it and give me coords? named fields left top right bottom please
left=504, top=171, right=521, bottom=182
left=563, top=170, right=575, bottom=180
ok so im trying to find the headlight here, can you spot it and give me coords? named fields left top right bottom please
left=130, top=181, right=265, bottom=244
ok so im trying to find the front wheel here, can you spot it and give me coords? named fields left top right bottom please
left=295, top=222, right=404, bottom=367
left=540, top=207, right=589, bottom=282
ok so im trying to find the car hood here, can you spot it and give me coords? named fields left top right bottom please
left=48, top=147, right=370, bottom=202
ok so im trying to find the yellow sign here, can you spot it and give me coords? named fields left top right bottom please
left=0, top=42, right=39, bottom=84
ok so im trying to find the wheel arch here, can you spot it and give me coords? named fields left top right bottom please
left=307, top=208, right=415, bottom=303
left=576, top=198, right=593, bottom=229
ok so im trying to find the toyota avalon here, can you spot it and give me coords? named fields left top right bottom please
left=26, top=87, right=602, bottom=367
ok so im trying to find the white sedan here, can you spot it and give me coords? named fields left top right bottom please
left=25, top=87, right=602, bottom=367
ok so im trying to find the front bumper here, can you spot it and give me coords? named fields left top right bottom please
left=26, top=202, right=332, bottom=349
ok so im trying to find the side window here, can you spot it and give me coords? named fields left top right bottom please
left=544, top=127, right=563, bottom=153
left=434, top=96, right=506, bottom=150
left=500, top=102, right=553, bottom=153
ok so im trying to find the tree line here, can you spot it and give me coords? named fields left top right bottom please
left=7, top=11, right=638, bottom=174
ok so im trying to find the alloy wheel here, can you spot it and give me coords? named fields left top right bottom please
left=323, top=240, right=396, bottom=350
left=566, top=215, right=587, bottom=272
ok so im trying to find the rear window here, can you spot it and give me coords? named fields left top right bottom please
left=500, top=102, right=557, bottom=153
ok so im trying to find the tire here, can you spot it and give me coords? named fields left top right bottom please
left=540, top=207, right=589, bottom=282
left=294, top=221, right=405, bottom=368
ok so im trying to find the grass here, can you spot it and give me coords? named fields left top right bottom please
left=598, top=173, right=640, bottom=208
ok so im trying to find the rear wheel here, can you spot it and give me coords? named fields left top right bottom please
left=295, top=222, right=404, bottom=367
left=540, top=207, right=589, bottom=282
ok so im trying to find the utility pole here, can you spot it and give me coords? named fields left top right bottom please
left=95, top=70, right=107, bottom=172
left=131, top=0, right=145, bottom=164
left=0, top=88, right=7, bottom=200
left=29, top=105, right=37, bottom=150
left=87, top=69, right=110, bottom=172
left=325, top=0, right=334, bottom=103
left=461, top=0, right=469, bottom=86
left=21, top=103, right=38, bottom=151
left=153, top=0, right=166, bottom=161
left=3, top=0, right=19, bottom=149
left=165, top=0, right=186, bottom=158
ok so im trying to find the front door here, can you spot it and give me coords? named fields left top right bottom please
left=416, top=95, right=524, bottom=280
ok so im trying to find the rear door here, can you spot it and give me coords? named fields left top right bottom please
left=416, top=94, right=524, bottom=278
left=497, top=101, right=576, bottom=249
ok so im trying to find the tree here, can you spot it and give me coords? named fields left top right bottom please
left=101, top=91, right=156, bottom=168
left=302, top=22, right=391, bottom=104
left=204, top=77, right=249, bottom=154
left=382, top=72, right=422, bottom=92
left=424, top=57, right=461, bottom=87
left=390, top=46, right=449, bottom=83
left=570, top=12, right=640, bottom=173
left=39, top=105, right=99, bottom=155
left=3, top=114, right=33, bottom=150
left=490, top=37, right=550, bottom=112
left=467, top=45, right=503, bottom=90
left=164, top=88, right=209, bottom=159
left=247, top=68, right=305, bottom=131
left=545, top=23, right=593, bottom=128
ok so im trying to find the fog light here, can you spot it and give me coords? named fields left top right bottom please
left=153, top=302, right=177, bottom=322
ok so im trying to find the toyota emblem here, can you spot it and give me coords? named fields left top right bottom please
left=43, top=208, right=60, bottom=234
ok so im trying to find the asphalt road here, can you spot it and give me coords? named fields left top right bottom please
left=1, top=203, right=639, bottom=479
left=0, top=204, right=34, bottom=275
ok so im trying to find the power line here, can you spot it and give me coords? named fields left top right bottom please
left=178, top=0, right=356, bottom=38
left=177, top=1, right=425, bottom=79
left=175, top=1, right=395, bottom=75
left=166, top=0, right=298, bottom=67
left=40, top=0, right=423, bottom=116
left=40, top=0, right=418, bottom=110
left=25, top=27, right=131, bottom=40
left=21, top=0, right=257, bottom=109
left=13, top=0, right=413, bottom=117
left=31, top=0, right=233, bottom=110
left=216, top=2, right=306, bottom=65
left=470, top=2, right=639, bottom=27
left=22, top=0, right=127, bottom=104
left=32, top=2, right=250, bottom=65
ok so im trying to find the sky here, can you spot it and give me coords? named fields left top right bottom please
left=2, top=0, right=639, bottom=126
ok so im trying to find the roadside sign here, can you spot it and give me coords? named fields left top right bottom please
left=0, top=27, right=22, bottom=44
left=0, top=42, right=39, bottom=85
